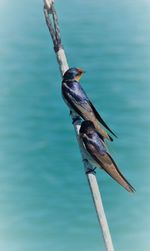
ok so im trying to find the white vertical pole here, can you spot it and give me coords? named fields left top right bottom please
left=43, top=1, right=115, bottom=250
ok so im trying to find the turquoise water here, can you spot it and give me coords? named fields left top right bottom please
left=0, top=0, right=150, bottom=250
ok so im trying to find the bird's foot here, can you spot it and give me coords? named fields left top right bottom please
left=83, top=159, right=96, bottom=174
left=72, top=116, right=80, bottom=124
left=86, top=167, right=97, bottom=175
left=70, top=111, right=81, bottom=124
left=83, top=158, right=88, bottom=164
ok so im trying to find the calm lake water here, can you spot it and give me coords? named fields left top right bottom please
left=0, top=0, right=150, bottom=251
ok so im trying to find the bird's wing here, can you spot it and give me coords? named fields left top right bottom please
left=62, top=82, right=117, bottom=138
left=89, top=101, right=117, bottom=138
left=82, top=135, right=135, bottom=193
left=62, top=82, right=94, bottom=116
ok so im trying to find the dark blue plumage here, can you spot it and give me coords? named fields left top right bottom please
left=62, top=80, right=89, bottom=106
left=63, top=67, right=85, bottom=81
left=79, top=121, right=135, bottom=193
left=62, top=68, right=117, bottom=141
left=80, top=120, right=106, bottom=154
left=83, top=130, right=106, bottom=155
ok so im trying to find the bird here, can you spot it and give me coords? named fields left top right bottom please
left=79, top=120, right=135, bottom=193
left=62, top=67, right=117, bottom=141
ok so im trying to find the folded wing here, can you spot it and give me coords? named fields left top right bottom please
left=62, top=82, right=116, bottom=140
left=82, top=135, right=135, bottom=193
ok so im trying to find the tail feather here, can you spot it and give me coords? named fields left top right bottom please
left=92, top=118, right=113, bottom=141
left=89, top=101, right=117, bottom=138
left=108, top=134, right=113, bottom=142
left=106, top=153, right=135, bottom=193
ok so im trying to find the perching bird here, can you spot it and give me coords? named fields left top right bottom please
left=79, top=120, right=135, bottom=193
left=62, top=67, right=117, bottom=141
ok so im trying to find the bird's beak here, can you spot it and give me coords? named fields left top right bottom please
left=75, top=68, right=85, bottom=81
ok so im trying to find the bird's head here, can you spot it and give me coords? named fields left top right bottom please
left=80, top=120, right=95, bottom=135
left=63, top=67, right=85, bottom=82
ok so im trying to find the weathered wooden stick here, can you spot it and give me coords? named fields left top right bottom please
left=43, top=1, right=115, bottom=250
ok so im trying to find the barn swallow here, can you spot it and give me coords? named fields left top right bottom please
left=79, top=120, right=135, bottom=193
left=62, top=67, right=117, bottom=141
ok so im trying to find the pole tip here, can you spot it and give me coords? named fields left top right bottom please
left=44, top=0, right=54, bottom=12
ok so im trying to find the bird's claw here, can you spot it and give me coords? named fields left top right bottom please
left=86, top=167, right=97, bottom=175
left=83, top=159, right=96, bottom=174
left=83, top=158, right=89, bottom=164
left=72, top=116, right=81, bottom=124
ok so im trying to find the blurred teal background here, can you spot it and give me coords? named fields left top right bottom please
left=0, top=0, right=150, bottom=250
